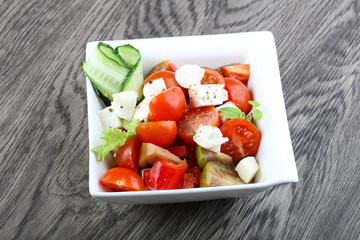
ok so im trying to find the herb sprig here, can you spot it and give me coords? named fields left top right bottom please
left=219, top=101, right=262, bottom=122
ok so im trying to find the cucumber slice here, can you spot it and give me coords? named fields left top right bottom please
left=115, top=44, right=140, bottom=68
left=116, top=45, right=144, bottom=101
left=121, top=58, right=144, bottom=101
left=98, top=42, right=127, bottom=67
left=81, top=43, right=130, bottom=102
left=82, top=43, right=144, bottom=103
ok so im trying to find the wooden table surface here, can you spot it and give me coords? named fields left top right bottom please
left=1, top=0, right=359, bottom=239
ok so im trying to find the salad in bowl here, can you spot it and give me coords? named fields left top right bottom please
left=83, top=32, right=298, bottom=204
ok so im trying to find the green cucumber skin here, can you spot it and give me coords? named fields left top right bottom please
left=115, top=44, right=140, bottom=68
left=114, top=51, right=130, bottom=69
left=120, top=58, right=144, bottom=101
left=98, top=42, right=128, bottom=68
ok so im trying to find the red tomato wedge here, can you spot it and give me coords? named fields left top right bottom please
left=142, top=168, right=151, bottom=190
left=166, top=146, right=187, bottom=157
left=179, top=173, right=195, bottom=189
left=148, top=86, right=186, bottom=121
left=168, top=63, right=177, bottom=72
left=224, top=77, right=252, bottom=114
left=186, top=166, right=202, bottom=187
left=220, top=118, right=261, bottom=162
left=146, top=159, right=188, bottom=190
left=186, top=145, right=197, bottom=168
left=201, top=67, right=225, bottom=84
left=115, top=136, right=142, bottom=171
left=136, top=121, right=177, bottom=148
left=177, top=106, right=220, bottom=146
left=100, top=167, right=145, bottom=191
left=220, top=64, right=250, bottom=85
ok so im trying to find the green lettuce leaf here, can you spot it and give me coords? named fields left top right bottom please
left=91, top=118, right=140, bottom=161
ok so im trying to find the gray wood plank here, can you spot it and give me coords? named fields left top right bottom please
left=0, top=0, right=359, bottom=239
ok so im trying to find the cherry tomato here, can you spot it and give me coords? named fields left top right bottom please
left=201, top=67, right=225, bottom=84
left=115, top=136, right=142, bottom=171
left=179, top=173, right=195, bottom=189
left=100, top=167, right=145, bottom=191
left=224, top=77, right=252, bottom=114
left=177, top=106, right=219, bottom=145
left=166, top=145, right=187, bottom=157
left=220, top=64, right=250, bottom=85
left=220, top=118, right=261, bottom=162
left=146, top=159, right=188, bottom=190
left=187, top=166, right=202, bottom=187
left=148, top=86, right=186, bottom=121
left=136, top=121, right=177, bottom=148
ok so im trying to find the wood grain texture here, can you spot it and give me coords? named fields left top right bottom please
left=0, top=0, right=359, bottom=239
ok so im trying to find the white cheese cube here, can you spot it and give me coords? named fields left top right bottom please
left=175, top=64, right=205, bottom=88
left=112, top=91, right=138, bottom=120
left=188, top=84, right=226, bottom=108
left=215, top=101, right=238, bottom=111
left=96, top=106, right=122, bottom=129
left=222, top=88, right=229, bottom=101
left=193, top=125, right=229, bottom=153
left=235, top=156, right=259, bottom=183
left=143, top=78, right=166, bottom=99
left=133, top=98, right=151, bottom=122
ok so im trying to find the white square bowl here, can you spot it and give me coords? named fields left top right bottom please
left=86, top=31, right=298, bottom=204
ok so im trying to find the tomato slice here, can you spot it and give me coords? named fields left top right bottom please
left=136, top=121, right=177, bottom=148
left=179, top=173, right=195, bottom=189
left=166, top=145, right=187, bottom=157
left=115, top=136, right=142, bottom=171
left=100, top=167, right=145, bottom=191
left=177, top=106, right=220, bottom=145
left=224, top=77, right=252, bottom=114
left=146, top=159, right=188, bottom=190
left=148, top=86, right=186, bottom=121
left=201, top=67, right=225, bottom=84
left=220, top=118, right=261, bottom=162
left=220, top=64, right=250, bottom=85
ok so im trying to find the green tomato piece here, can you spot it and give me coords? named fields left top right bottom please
left=200, top=161, right=244, bottom=187
left=138, top=143, right=182, bottom=169
left=195, top=145, right=233, bottom=169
